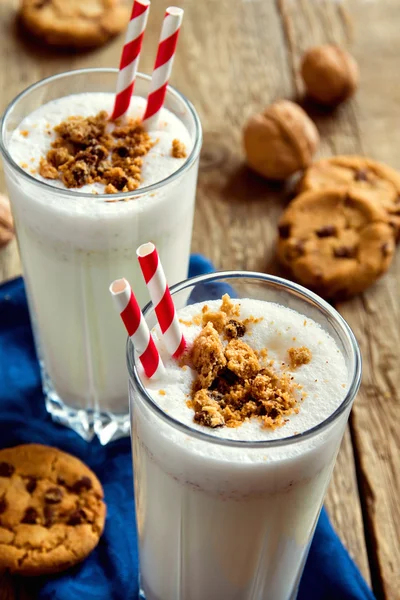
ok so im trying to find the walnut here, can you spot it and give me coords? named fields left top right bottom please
left=243, top=100, right=319, bottom=180
left=300, top=45, right=359, bottom=107
left=0, top=193, right=15, bottom=248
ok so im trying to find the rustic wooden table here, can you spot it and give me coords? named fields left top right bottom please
left=0, top=0, right=399, bottom=598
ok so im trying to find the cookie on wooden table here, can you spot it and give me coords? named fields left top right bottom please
left=277, top=188, right=395, bottom=299
left=0, top=444, right=106, bottom=576
left=298, top=155, right=400, bottom=241
left=19, top=0, right=131, bottom=49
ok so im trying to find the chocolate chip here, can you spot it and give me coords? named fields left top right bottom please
left=67, top=509, right=87, bottom=526
left=0, top=497, right=7, bottom=514
left=26, top=477, right=37, bottom=494
left=91, top=145, right=108, bottom=161
left=114, top=174, right=128, bottom=190
left=44, top=506, right=55, bottom=528
left=0, top=462, right=15, bottom=478
left=71, top=476, right=92, bottom=494
left=210, top=367, right=239, bottom=395
left=344, top=194, right=354, bottom=207
left=44, top=487, right=63, bottom=504
left=22, top=507, right=38, bottom=524
left=194, top=410, right=224, bottom=428
left=208, top=390, right=226, bottom=408
left=381, top=242, right=392, bottom=257
left=57, top=476, right=66, bottom=486
left=316, top=225, right=337, bottom=238
left=225, top=319, right=246, bottom=339
left=278, top=223, right=291, bottom=239
left=71, top=161, right=90, bottom=187
left=334, top=246, right=357, bottom=259
left=76, top=150, right=97, bottom=165
left=116, top=146, right=129, bottom=157
left=354, top=169, right=369, bottom=182
left=268, top=407, right=280, bottom=419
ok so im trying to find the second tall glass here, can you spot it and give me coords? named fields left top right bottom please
left=0, top=68, right=202, bottom=444
left=128, top=272, right=362, bottom=600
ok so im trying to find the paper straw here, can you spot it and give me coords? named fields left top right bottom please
left=141, top=6, right=183, bottom=130
left=137, top=243, right=186, bottom=358
left=110, top=278, right=164, bottom=379
left=110, top=0, right=150, bottom=121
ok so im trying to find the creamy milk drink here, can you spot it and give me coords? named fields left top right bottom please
left=0, top=70, right=201, bottom=443
left=128, top=274, right=361, bottom=600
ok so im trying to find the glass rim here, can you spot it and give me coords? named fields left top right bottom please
left=127, top=271, right=362, bottom=449
left=0, top=67, right=202, bottom=200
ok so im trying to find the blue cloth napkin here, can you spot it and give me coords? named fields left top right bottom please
left=0, top=255, right=375, bottom=600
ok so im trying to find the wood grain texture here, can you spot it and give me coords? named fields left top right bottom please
left=276, top=2, right=400, bottom=597
left=2, top=0, right=399, bottom=597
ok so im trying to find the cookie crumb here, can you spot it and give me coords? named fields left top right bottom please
left=39, top=112, right=154, bottom=195
left=202, top=309, right=227, bottom=333
left=20, top=130, right=29, bottom=137
left=288, top=346, right=312, bottom=369
left=191, top=322, right=227, bottom=388
left=159, top=389, right=166, bottom=396
left=179, top=318, right=193, bottom=327
left=171, top=139, right=187, bottom=158
left=224, top=319, right=246, bottom=339
left=39, top=158, right=58, bottom=179
left=188, top=296, right=301, bottom=431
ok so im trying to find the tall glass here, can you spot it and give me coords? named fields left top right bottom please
left=127, top=272, right=361, bottom=600
left=0, top=69, right=202, bottom=445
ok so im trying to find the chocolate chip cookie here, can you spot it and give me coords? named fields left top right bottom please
left=0, top=444, right=106, bottom=576
left=298, top=155, right=400, bottom=240
left=277, top=188, right=395, bottom=299
left=20, top=0, right=131, bottom=48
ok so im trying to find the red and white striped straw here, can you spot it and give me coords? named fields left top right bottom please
left=109, top=278, right=164, bottom=379
left=110, top=0, right=150, bottom=121
left=141, top=6, right=183, bottom=130
left=137, top=243, right=186, bottom=358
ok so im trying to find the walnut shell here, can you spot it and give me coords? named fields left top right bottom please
left=301, top=45, right=359, bottom=106
left=0, top=193, right=14, bottom=248
left=243, top=100, right=319, bottom=180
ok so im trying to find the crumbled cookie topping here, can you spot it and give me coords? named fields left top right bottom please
left=288, top=346, right=312, bottom=369
left=187, top=296, right=311, bottom=430
left=39, top=111, right=154, bottom=194
left=172, top=138, right=187, bottom=158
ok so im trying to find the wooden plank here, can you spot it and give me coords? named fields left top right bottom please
left=276, top=0, right=400, bottom=597
left=0, top=0, right=375, bottom=596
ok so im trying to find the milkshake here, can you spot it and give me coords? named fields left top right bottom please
left=0, top=69, right=202, bottom=443
left=127, top=273, right=361, bottom=600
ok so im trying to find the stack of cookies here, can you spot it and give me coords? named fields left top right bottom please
left=277, top=156, right=400, bottom=299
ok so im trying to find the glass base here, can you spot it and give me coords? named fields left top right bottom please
left=43, top=369, right=130, bottom=445
left=137, top=584, right=298, bottom=600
